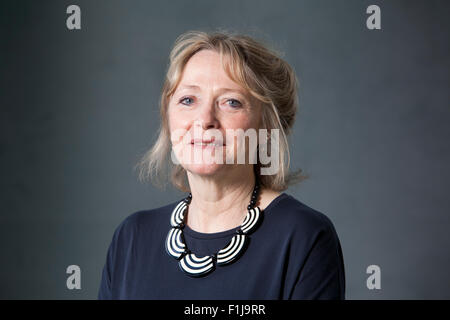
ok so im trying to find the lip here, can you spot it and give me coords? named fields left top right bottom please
left=190, top=138, right=225, bottom=147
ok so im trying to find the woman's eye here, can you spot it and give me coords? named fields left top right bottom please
left=180, top=97, right=194, bottom=105
left=178, top=97, right=242, bottom=108
left=226, top=99, right=242, bottom=108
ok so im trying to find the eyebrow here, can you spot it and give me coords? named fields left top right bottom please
left=176, top=84, right=246, bottom=95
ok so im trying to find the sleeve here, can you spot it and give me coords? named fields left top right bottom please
left=97, top=232, right=116, bottom=300
left=98, top=217, right=128, bottom=300
left=290, top=222, right=346, bottom=300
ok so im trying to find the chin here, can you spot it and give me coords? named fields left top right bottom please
left=184, top=163, right=225, bottom=176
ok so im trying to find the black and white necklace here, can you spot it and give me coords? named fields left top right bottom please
left=165, top=181, right=262, bottom=277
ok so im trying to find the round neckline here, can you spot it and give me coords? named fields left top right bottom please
left=182, top=192, right=289, bottom=240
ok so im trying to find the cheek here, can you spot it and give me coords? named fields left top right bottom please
left=224, top=113, right=258, bottom=131
left=167, top=108, right=187, bottom=147
left=224, top=111, right=261, bottom=154
left=168, top=107, right=187, bottom=132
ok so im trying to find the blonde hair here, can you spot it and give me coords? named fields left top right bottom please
left=136, top=30, right=307, bottom=192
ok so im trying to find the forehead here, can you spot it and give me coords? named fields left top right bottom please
left=178, top=50, right=242, bottom=90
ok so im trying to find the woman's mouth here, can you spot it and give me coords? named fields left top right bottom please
left=190, top=139, right=225, bottom=148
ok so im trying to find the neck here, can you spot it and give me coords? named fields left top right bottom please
left=186, top=165, right=256, bottom=233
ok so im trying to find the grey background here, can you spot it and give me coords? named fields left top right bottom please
left=1, top=0, right=449, bottom=299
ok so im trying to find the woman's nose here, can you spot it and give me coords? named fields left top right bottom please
left=195, top=101, right=219, bottom=129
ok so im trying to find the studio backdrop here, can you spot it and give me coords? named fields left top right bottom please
left=1, top=0, right=449, bottom=299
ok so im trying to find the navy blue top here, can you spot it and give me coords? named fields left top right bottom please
left=98, top=193, right=345, bottom=299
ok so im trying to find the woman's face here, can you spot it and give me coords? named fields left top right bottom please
left=168, top=49, right=261, bottom=177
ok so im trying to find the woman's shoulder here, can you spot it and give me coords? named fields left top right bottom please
left=111, top=199, right=182, bottom=238
left=264, top=192, right=339, bottom=237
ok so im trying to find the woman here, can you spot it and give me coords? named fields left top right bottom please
left=98, top=30, right=345, bottom=299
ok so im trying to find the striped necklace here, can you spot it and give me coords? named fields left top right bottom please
left=165, top=182, right=262, bottom=277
